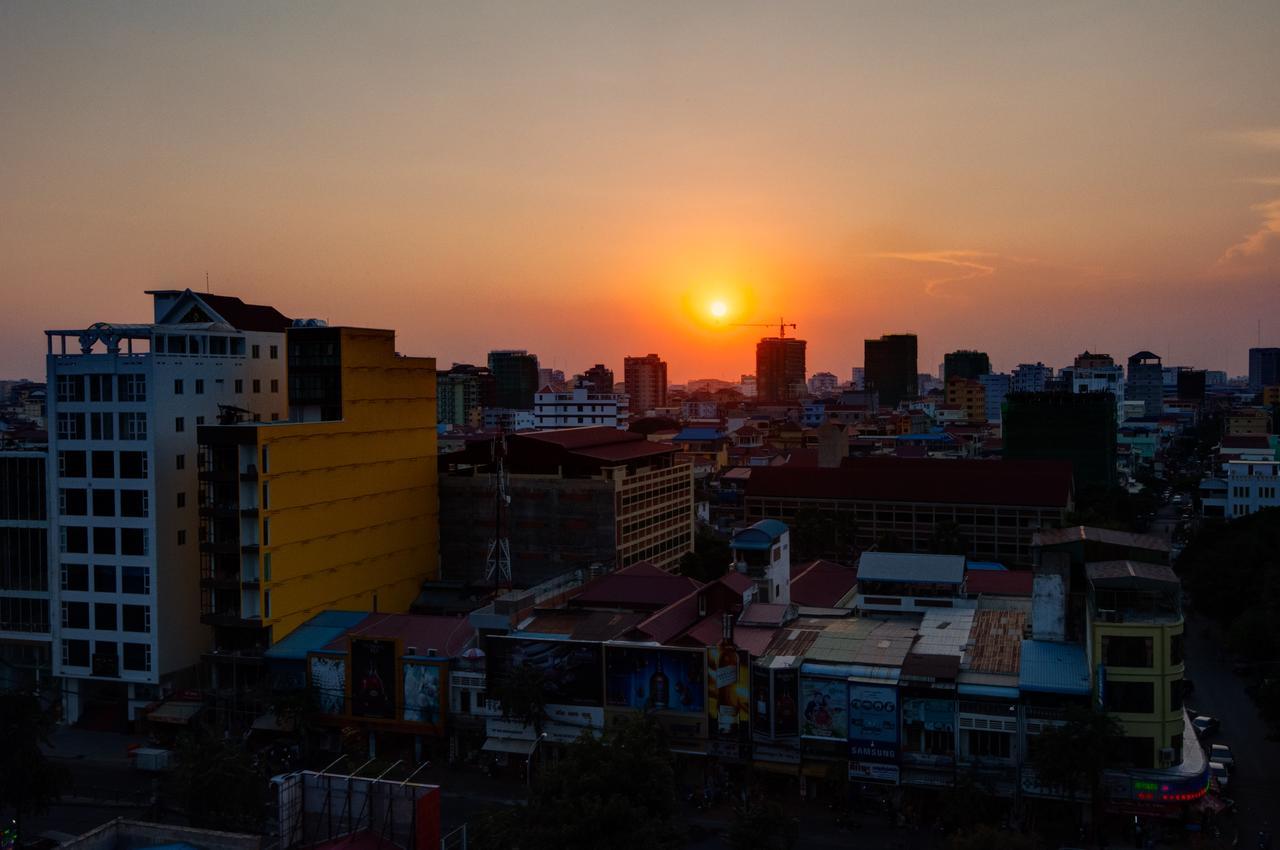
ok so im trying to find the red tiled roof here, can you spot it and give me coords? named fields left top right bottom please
left=518, top=426, right=647, bottom=450
left=745, top=457, right=1073, bottom=508
left=570, top=562, right=702, bottom=609
left=739, top=602, right=791, bottom=626
left=574, top=441, right=676, bottom=463
left=200, top=293, right=292, bottom=332
left=325, top=613, right=475, bottom=657
left=682, top=617, right=777, bottom=655
left=965, top=569, right=1033, bottom=597
left=718, top=572, right=755, bottom=594
left=789, top=560, right=858, bottom=608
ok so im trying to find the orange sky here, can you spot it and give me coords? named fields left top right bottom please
left=3, top=2, right=1280, bottom=381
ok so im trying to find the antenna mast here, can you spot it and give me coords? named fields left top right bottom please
left=485, top=427, right=513, bottom=589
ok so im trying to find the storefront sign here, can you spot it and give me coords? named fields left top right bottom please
left=799, top=677, right=848, bottom=740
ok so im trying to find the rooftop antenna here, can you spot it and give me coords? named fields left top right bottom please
left=205, top=271, right=210, bottom=293
left=485, top=426, right=513, bottom=590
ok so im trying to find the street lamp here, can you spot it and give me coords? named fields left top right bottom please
left=526, top=732, right=548, bottom=787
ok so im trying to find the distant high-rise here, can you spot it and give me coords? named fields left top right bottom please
left=756, top=337, right=807, bottom=403
left=438, top=363, right=496, bottom=427
left=581, top=363, right=614, bottom=395
left=1249, top=347, right=1280, bottom=391
left=1176, top=368, right=1206, bottom=403
left=1060, top=351, right=1125, bottom=416
left=808, top=371, right=840, bottom=397
left=1011, top=362, right=1053, bottom=393
left=1126, top=351, right=1163, bottom=417
left=624, top=354, right=668, bottom=414
left=1004, top=391, right=1117, bottom=489
left=943, top=350, right=991, bottom=381
left=864, top=334, right=917, bottom=408
left=488, top=349, right=540, bottom=410
left=978, top=373, right=1011, bottom=422
left=850, top=367, right=865, bottom=390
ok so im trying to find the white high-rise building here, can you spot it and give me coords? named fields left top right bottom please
left=45, top=290, right=289, bottom=722
left=533, top=384, right=630, bottom=429
left=808, top=371, right=840, bottom=397
left=1010, top=363, right=1053, bottom=393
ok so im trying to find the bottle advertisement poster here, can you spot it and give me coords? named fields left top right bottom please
left=706, top=643, right=750, bottom=741
left=800, top=676, right=848, bottom=740
left=351, top=638, right=397, bottom=718
left=605, top=646, right=705, bottom=714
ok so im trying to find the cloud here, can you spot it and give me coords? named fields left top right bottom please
left=1227, top=128, right=1280, bottom=150
left=870, top=250, right=1000, bottom=296
left=1216, top=196, right=1280, bottom=272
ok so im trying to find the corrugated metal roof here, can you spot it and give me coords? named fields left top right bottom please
left=967, top=610, right=1026, bottom=675
left=1031, top=525, right=1171, bottom=553
left=265, top=610, right=369, bottom=660
left=913, top=608, right=975, bottom=657
left=1019, top=639, right=1091, bottom=695
left=858, top=552, right=965, bottom=585
left=1086, top=560, right=1180, bottom=588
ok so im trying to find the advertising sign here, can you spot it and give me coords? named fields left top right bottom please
left=605, top=646, right=705, bottom=714
left=403, top=661, right=446, bottom=731
left=848, top=683, right=899, bottom=783
left=487, top=637, right=604, bottom=707
left=901, top=698, right=954, bottom=733
left=800, top=677, right=848, bottom=740
left=751, top=666, right=771, bottom=734
left=351, top=639, right=397, bottom=718
left=706, top=644, right=750, bottom=741
left=309, top=654, right=347, bottom=716
left=773, top=669, right=799, bottom=738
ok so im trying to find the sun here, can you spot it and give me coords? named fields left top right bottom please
left=709, top=300, right=728, bottom=319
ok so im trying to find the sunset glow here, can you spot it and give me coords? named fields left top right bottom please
left=710, top=300, right=728, bottom=319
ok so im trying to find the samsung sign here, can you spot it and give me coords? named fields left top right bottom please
left=848, top=683, right=899, bottom=778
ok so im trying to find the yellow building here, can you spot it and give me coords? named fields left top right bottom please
left=198, top=326, right=438, bottom=676
left=1225, top=407, right=1271, bottom=436
left=945, top=376, right=987, bottom=422
left=1087, top=561, right=1186, bottom=769
left=1264, top=385, right=1280, bottom=407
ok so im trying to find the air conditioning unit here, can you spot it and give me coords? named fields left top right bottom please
left=406, top=646, right=417, bottom=656
left=1159, top=747, right=1175, bottom=766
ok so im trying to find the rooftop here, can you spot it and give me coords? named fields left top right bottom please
left=789, top=560, right=858, bottom=608
left=1085, top=560, right=1180, bottom=589
left=1031, top=525, right=1171, bottom=554
left=264, top=610, right=369, bottom=661
left=324, top=612, right=476, bottom=657
left=570, top=562, right=702, bottom=610
left=1019, top=639, right=1091, bottom=695
left=858, top=552, right=966, bottom=585
left=965, top=570, right=1034, bottom=597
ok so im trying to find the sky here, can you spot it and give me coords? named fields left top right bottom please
left=3, top=1, right=1280, bottom=382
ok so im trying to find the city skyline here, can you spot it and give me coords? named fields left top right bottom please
left=4, top=2, right=1280, bottom=380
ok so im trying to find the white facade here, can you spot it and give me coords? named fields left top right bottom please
left=1064, top=364, right=1126, bottom=414
left=482, top=408, right=537, bottom=431
left=45, top=290, right=287, bottom=722
left=1222, top=460, right=1280, bottom=519
left=850, top=367, right=865, bottom=390
left=532, top=386, right=629, bottom=429
left=808, top=371, right=840, bottom=397
left=1010, top=363, right=1052, bottom=393
left=978, top=373, right=1010, bottom=422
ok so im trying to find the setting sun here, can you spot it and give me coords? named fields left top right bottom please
left=710, top=300, right=728, bottom=318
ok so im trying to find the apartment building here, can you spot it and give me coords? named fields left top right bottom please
left=0, top=447, right=50, bottom=689
left=46, top=289, right=289, bottom=723
left=533, top=384, right=629, bottom=429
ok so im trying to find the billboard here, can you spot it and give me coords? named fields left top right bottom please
left=800, top=677, right=848, bottom=740
left=706, top=644, right=750, bottom=741
left=773, top=669, right=799, bottom=738
left=848, top=683, right=899, bottom=783
left=487, top=637, right=604, bottom=707
left=751, top=666, right=771, bottom=732
left=403, top=661, right=447, bottom=732
left=308, top=654, right=346, bottom=716
left=351, top=638, right=397, bottom=718
left=605, top=646, right=704, bottom=714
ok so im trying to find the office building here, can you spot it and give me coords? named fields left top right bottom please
left=978, top=373, right=1010, bottom=423
left=808, top=371, right=840, bottom=397
left=580, top=364, right=614, bottom=396
left=440, top=427, right=694, bottom=585
left=756, top=337, right=808, bottom=403
left=533, top=384, right=629, bottom=428
left=1060, top=351, right=1125, bottom=417
left=945, top=377, right=986, bottom=422
left=1004, top=391, right=1117, bottom=489
left=437, top=364, right=495, bottom=428
left=1011, top=363, right=1053, bottom=394
left=624, top=354, right=668, bottom=414
left=0, top=446, right=50, bottom=690
left=46, top=290, right=290, bottom=723
left=864, top=334, right=918, bottom=408
left=1126, top=351, right=1164, bottom=417
left=487, top=350, right=540, bottom=410
left=943, top=350, right=991, bottom=381
left=1249, top=347, right=1280, bottom=391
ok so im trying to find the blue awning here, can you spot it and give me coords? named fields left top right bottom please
left=957, top=683, right=1019, bottom=699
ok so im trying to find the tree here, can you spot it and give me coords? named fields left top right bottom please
left=0, top=690, right=69, bottom=843
left=791, top=508, right=859, bottom=562
left=728, top=799, right=799, bottom=850
left=1030, top=705, right=1123, bottom=829
left=172, top=729, right=269, bottom=831
left=498, top=661, right=549, bottom=735
left=473, top=715, right=683, bottom=850
left=270, top=686, right=320, bottom=757
left=927, top=520, right=969, bottom=556
left=677, top=528, right=731, bottom=583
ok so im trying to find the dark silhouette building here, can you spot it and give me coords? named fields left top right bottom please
left=1126, top=351, right=1163, bottom=417
left=864, top=334, right=918, bottom=408
left=624, top=353, right=668, bottom=414
left=1249, top=347, right=1280, bottom=391
left=943, top=350, right=991, bottom=381
left=1004, top=391, right=1116, bottom=489
left=488, top=349, right=540, bottom=410
left=1176, top=368, right=1206, bottom=403
left=756, top=337, right=807, bottom=403
left=581, top=363, right=615, bottom=395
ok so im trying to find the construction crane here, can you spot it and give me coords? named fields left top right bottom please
left=732, top=317, right=798, bottom=338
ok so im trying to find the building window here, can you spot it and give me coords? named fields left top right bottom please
left=118, top=374, right=147, bottom=402
left=1170, top=633, right=1184, bottom=666
left=1101, top=635, right=1153, bottom=668
left=196, top=416, right=204, bottom=425
left=122, top=642, right=151, bottom=672
left=262, top=483, right=269, bottom=510
left=94, top=564, right=116, bottom=593
left=174, top=379, right=184, bottom=395
left=57, top=413, right=86, bottom=441
left=89, top=411, right=114, bottom=440
left=175, top=417, right=185, bottom=433
left=264, top=590, right=271, bottom=618
left=62, top=601, right=89, bottom=629
left=177, top=529, right=186, bottom=546
left=252, top=379, right=261, bottom=394
left=270, top=379, right=279, bottom=393
left=252, top=344, right=260, bottom=359
left=56, top=375, right=85, bottom=402
left=263, top=552, right=272, bottom=582
left=119, top=412, right=148, bottom=440
left=1104, top=680, right=1154, bottom=714
left=234, top=379, right=244, bottom=393
left=91, top=451, right=114, bottom=478
left=59, top=450, right=87, bottom=477
left=119, top=451, right=148, bottom=479
left=262, top=518, right=270, bottom=546
left=176, top=492, right=185, bottom=509
left=195, top=379, right=204, bottom=395
left=966, top=730, right=1012, bottom=759
left=63, top=639, right=90, bottom=668
left=60, top=526, right=89, bottom=554
left=92, top=527, right=116, bottom=555
left=122, top=604, right=150, bottom=633
left=91, top=489, right=115, bottom=517
left=269, top=344, right=279, bottom=359
left=94, top=603, right=117, bottom=631
left=88, top=374, right=114, bottom=402
left=121, top=566, right=150, bottom=595
left=1170, top=680, right=1184, bottom=711
left=119, top=490, right=148, bottom=517
left=60, top=563, right=88, bottom=591
left=121, top=528, right=148, bottom=557
left=261, top=446, right=270, bottom=473
left=59, top=488, right=87, bottom=516
left=176, top=454, right=185, bottom=470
